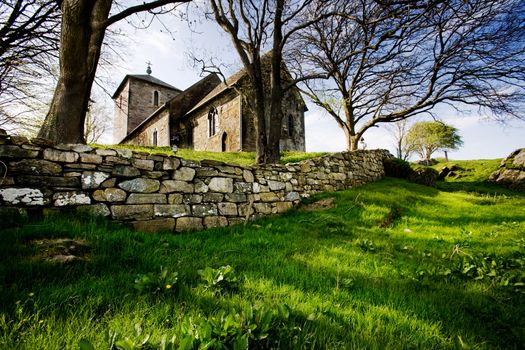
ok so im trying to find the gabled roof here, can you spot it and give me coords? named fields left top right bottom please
left=120, top=74, right=221, bottom=143
left=185, top=52, right=308, bottom=115
left=185, top=68, right=247, bottom=115
left=112, top=74, right=182, bottom=99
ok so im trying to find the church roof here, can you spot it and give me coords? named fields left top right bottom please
left=185, top=68, right=246, bottom=115
left=111, top=74, right=182, bottom=99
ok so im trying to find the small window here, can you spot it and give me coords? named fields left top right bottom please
left=153, top=91, right=159, bottom=106
left=287, top=114, right=293, bottom=137
left=152, top=129, right=158, bottom=146
left=208, top=108, right=218, bottom=137
left=118, top=95, right=122, bottom=108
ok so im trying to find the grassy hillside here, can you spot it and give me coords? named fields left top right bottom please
left=1, top=178, right=524, bottom=349
left=92, top=143, right=329, bottom=166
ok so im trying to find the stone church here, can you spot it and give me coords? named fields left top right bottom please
left=112, top=60, right=307, bottom=152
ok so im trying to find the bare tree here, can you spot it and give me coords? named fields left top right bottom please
left=292, top=0, right=525, bottom=151
left=37, top=0, right=191, bottom=144
left=387, top=120, right=411, bottom=161
left=208, top=0, right=330, bottom=164
left=0, top=0, right=60, bottom=131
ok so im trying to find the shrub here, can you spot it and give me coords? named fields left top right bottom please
left=383, top=157, right=413, bottom=179
left=409, top=167, right=439, bottom=187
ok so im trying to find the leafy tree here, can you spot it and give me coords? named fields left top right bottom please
left=405, top=121, right=463, bottom=164
left=37, top=0, right=191, bottom=144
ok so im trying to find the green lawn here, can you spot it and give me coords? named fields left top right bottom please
left=92, top=143, right=329, bottom=166
left=1, top=177, right=524, bottom=349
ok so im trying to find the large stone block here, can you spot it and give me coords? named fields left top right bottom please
left=95, top=149, right=117, bottom=156
left=224, top=193, right=247, bottom=202
left=208, top=177, right=234, bottom=193
left=0, top=145, right=38, bottom=158
left=285, top=192, right=301, bottom=201
left=10, top=159, right=62, bottom=175
left=192, top=204, right=218, bottom=217
left=43, top=148, right=78, bottom=163
left=76, top=203, right=111, bottom=217
left=119, top=178, right=160, bottom=193
left=173, top=167, right=196, bottom=181
left=243, top=169, right=254, bottom=182
left=81, top=171, right=110, bottom=189
left=275, top=201, right=294, bottom=213
left=17, top=175, right=79, bottom=188
left=160, top=180, right=194, bottom=193
left=127, top=193, right=167, bottom=204
left=234, top=182, right=252, bottom=193
left=112, top=165, right=141, bottom=177
left=111, top=204, right=154, bottom=220
left=163, top=157, right=181, bottom=170
left=79, top=153, right=103, bottom=164
left=131, top=219, right=175, bottom=233
left=254, top=202, right=272, bottom=214
left=168, top=193, right=183, bottom=204
left=132, top=159, right=154, bottom=170
left=259, top=192, right=279, bottom=202
left=53, top=191, right=91, bottom=206
left=194, top=179, right=209, bottom=193
left=204, top=216, right=229, bottom=228
left=154, top=204, right=190, bottom=218
left=56, top=144, right=92, bottom=153
left=267, top=180, right=286, bottom=191
left=217, top=202, right=237, bottom=216
left=0, top=188, right=44, bottom=205
left=175, top=217, right=203, bottom=232
left=202, top=193, right=224, bottom=203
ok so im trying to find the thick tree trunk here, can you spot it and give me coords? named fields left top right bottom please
left=253, top=77, right=268, bottom=165
left=38, top=0, right=112, bottom=144
left=266, top=0, right=284, bottom=164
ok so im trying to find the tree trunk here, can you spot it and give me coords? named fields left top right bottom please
left=265, top=0, right=284, bottom=164
left=38, top=0, right=112, bottom=144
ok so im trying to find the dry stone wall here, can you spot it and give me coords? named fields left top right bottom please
left=0, top=131, right=391, bottom=232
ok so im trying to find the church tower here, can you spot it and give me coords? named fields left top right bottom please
left=112, top=64, right=181, bottom=143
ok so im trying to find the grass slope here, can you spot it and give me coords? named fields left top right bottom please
left=1, top=178, right=524, bottom=349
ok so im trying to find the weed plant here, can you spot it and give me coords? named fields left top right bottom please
left=1, top=178, right=524, bottom=349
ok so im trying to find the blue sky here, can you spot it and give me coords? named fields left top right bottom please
left=106, top=11, right=524, bottom=160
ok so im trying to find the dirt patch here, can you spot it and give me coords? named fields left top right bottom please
left=379, top=206, right=403, bottom=228
left=31, top=238, right=91, bottom=264
left=302, top=197, right=336, bottom=211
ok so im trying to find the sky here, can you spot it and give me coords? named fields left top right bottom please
left=102, top=7, right=524, bottom=160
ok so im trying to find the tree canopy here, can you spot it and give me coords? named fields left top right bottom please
left=405, top=121, right=463, bottom=164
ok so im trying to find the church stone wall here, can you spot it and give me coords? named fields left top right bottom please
left=0, top=132, right=392, bottom=233
left=122, top=110, right=171, bottom=147
left=191, top=93, right=242, bottom=152
left=113, top=81, right=130, bottom=143
left=126, top=80, right=180, bottom=134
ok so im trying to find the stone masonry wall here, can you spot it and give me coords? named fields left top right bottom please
left=0, top=131, right=391, bottom=232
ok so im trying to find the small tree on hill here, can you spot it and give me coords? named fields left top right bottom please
left=405, top=121, right=463, bottom=165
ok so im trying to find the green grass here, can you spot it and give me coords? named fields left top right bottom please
left=1, top=178, right=524, bottom=349
left=417, top=158, right=516, bottom=195
left=92, top=143, right=329, bottom=166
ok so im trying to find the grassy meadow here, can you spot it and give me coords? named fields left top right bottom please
left=1, top=160, right=524, bottom=349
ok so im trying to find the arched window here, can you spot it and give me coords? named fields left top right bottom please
left=153, top=90, right=159, bottom=106
left=221, top=132, right=228, bottom=152
left=287, top=114, right=293, bottom=137
left=152, top=129, right=158, bottom=146
left=208, top=107, right=218, bottom=137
